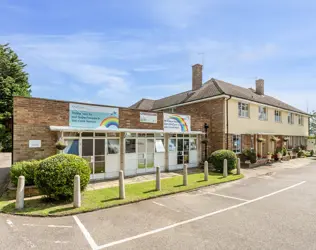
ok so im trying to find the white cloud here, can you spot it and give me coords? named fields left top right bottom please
left=133, top=65, right=168, bottom=72
left=145, top=0, right=212, bottom=28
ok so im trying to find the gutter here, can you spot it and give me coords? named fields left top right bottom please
left=226, top=96, right=232, bottom=150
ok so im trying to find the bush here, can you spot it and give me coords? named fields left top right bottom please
left=241, top=149, right=257, bottom=163
left=208, top=150, right=237, bottom=172
left=311, top=150, right=314, bottom=157
left=10, top=160, right=41, bottom=186
left=34, top=154, right=91, bottom=200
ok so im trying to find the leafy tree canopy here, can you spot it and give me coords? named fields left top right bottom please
left=310, top=110, right=316, bottom=136
left=0, top=43, right=31, bottom=151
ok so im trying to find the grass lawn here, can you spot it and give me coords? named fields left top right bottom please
left=0, top=172, right=243, bottom=217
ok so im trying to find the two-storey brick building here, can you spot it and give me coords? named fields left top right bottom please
left=131, top=64, right=310, bottom=157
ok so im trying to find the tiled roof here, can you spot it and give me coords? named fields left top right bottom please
left=129, top=98, right=155, bottom=110
left=130, top=79, right=308, bottom=115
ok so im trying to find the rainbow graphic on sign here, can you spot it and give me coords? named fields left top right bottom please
left=169, top=115, right=189, bottom=132
left=100, top=116, right=119, bottom=129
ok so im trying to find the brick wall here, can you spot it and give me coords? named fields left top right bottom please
left=13, top=97, right=164, bottom=162
left=119, top=109, right=163, bottom=130
left=13, top=97, right=69, bottom=162
left=171, top=98, right=226, bottom=154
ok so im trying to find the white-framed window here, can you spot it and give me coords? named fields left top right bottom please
left=238, top=102, right=249, bottom=118
left=232, top=134, right=242, bottom=154
left=258, top=106, right=268, bottom=121
left=298, top=115, right=304, bottom=126
left=275, top=110, right=282, bottom=123
left=288, top=112, right=294, bottom=124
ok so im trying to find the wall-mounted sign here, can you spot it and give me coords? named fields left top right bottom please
left=163, top=113, right=191, bottom=132
left=140, top=112, right=157, bottom=124
left=69, top=103, right=119, bottom=129
left=29, top=140, right=41, bottom=148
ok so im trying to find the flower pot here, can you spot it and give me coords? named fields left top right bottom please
left=277, top=153, right=282, bottom=159
left=56, top=144, right=66, bottom=150
left=267, top=155, right=272, bottom=160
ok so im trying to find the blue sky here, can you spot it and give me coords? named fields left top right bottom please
left=0, top=0, right=315, bottom=111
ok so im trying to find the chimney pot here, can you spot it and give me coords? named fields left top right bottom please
left=192, top=64, right=203, bottom=91
left=256, top=79, right=264, bottom=95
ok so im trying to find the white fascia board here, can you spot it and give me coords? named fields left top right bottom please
left=49, top=126, right=204, bottom=135
left=230, top=97, right=310, bottom=117
left=153, top=94, right=229, bottom=111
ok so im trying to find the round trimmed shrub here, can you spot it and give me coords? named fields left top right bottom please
left=10, top=160, right=41, bottom=186
left=34, top=154, right=91, bottom=200
left=208, top=150, right=237, bottom=172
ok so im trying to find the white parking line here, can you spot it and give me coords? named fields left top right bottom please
left=73, top=215, right=98, bottom=250
left=6, top=219, right=14, bottom=228
left=22, top=223, right=72, bottom=228
left=152, top=201, right=180, bottom=213
left=74, top=181, right=306, bottom=250
left=204, top=192, right=250, bottom=202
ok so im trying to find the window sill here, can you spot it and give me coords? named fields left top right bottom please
left=238, top=116, right=250, bottom=119
left=259, top=119, right=268, bottom=121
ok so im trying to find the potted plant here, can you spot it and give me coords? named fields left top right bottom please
left=257, top=137, right=265, bottom=143
left=56, top=140, right=66, bottom=151
left=270, top=136, right=280, bottom=142
left=277, top=152, right=282, bottom=160
left=267, top=152, right=272, bottom=160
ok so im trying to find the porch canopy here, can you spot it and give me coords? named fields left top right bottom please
left=49, top=126, right=204, bottom=135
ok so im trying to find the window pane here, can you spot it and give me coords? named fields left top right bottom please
left=190, top=139, right=197, bottom=150
left=64, top=139, right=79, bottom=155
left=107, top=132, right=119, bottom=137
left=169, top=139, right=176, bottom=152
left=177, top=139, right=184, bottom=151
left=146, top=133, right=155, bottom=137
left=125, top=139, right=136, bottom=153
left=95, top=139, right=105, bottom=155
left=95, top=133, right=106, bottom=137
left=155, top=139, right=165, bottom=153
left=147, top=139, right=155, bottom=153
left=95, top=162, right=105, bottom=174
left=82, top=139, right=93, bottom=156
left=184, top=139, right=190, bottom=151
left=108, top=139, right=120, bottom=154
left=82, top=132, right=93, bottom=137
left=138, top=139, right=146, bottom=153
left=125, top=132, right=136, bottom=137
left=146, top=154, right=154, bottom=168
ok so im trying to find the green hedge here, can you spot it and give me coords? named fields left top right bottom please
left=208, top=150, right=237, bottom=172
left=10, top=160, right=41, bottom=186
left=34, top=154, right=91, bottom=201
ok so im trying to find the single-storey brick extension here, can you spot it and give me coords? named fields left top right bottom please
left=13, top=64, right=309, bottom=180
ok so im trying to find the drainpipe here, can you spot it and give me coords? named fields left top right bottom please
left=226, top=96, right=232, bottom=150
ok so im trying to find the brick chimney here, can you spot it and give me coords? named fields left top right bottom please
left=256, top=79, right=264, bottom=95
left=192, top=64, right=203, bottom=91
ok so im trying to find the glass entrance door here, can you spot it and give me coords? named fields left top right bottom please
left=177, top=138, right=190, bottom=165
left=137, top=138, right=155, bottom=172
left=94, top=139, right=105, bottom=179
left=82, top=139, right=94, bottom=175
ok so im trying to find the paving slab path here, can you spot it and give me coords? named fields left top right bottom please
left=0, top=153, right=11, bottom=196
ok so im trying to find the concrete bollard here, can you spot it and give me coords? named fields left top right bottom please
left=237, top=158, right=241, bottom=175
left=223, top=159, right=228, bottom=177
left=119, top=170, right=125, bottom=199
left=156, top=166, right=161, bottom=191
left=73, top=175, right=81, bottom=208
left=183, top=164, right=188, bottom=186
left=15, top=176, right=25, bottom=210
left=204, top=161, right=209, bottom=181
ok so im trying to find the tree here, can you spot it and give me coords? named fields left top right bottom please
left=310, top=111, right=316, bottom=136
left=0, top=44, right=31, bottom=152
